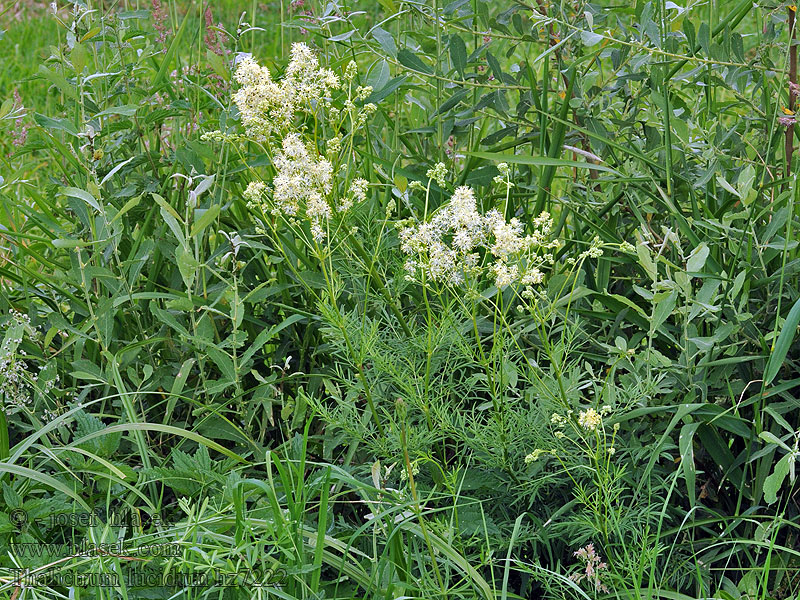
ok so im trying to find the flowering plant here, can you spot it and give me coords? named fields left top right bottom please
left=213, top=43, right=376, bottom=248
left=399, top=183, right=558, bottom=289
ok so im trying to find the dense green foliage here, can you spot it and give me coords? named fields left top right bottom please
left=1, top=0, right=800, bottom=598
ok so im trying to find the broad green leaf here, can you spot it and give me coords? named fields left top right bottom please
left=240, top=313, right=305, bottom=365
left=434, top=88, right=468, bottom=116
left=151, top=304, right=191, bottom=337
left=366, top=59, right=391, bottom=92
left=94, top=105, right=139, bottom=118
left=329, top=30, right=355, bottom=42
left=230, top=291, right=244, bottom=329
left=686, top=242, right=709, bottom=273
left=34, top=113, right=79, bottom=136
left=166, top=358, right=195, bottom=424
left=71, top=43, right=89, bottom=73
left=449, top=34, right=467, bottom=76
left=581, top=30, right=604, bottom=46
left=394, top=174, right=408, bottom=192
left=52, top=238, right=90, bottom=248
left=371, top=26, right=396, bottom=57
left=651, top=289, right=677, bottom=334
left=486, top=52, right=503, bottom=80
left=759, top=431, right=793, bottom=452
left=0, top=98, right=13, bottom=119
left=683, top=18, right=696, bottom=51
left=606, top=294, right=648, bottom=318
left=397, top=49, right=431, bottom=74
left=206, top=346, right=236, bottom=382
left=175, top=245, right=198, bottom=290
left=110, top=195, right=141, bottom=223
left=38, top=65, right=78, bottom=100
left=207, top=49, right=229, bottom=80
left=737, top=164, right=756, bottom=204
left=763, top=453, right=792, bottom=505
left=80, top=26, right=101, bottom=41
left=636, top=241, right=657, bottom=281
left=101, top=157, right=136, bottom=185
left=190, top=204, right=221, bottom=238
left=365, top=75, right=407, bottom=105
left=376, top=0, right=396, bottom=11
left=60, top=187, right=102, bottom=212
left=715, top=174, right=741, bottom=198
left=764, top=406, right=795, bottom=434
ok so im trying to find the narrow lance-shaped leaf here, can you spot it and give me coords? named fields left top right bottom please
left=764, top=296, right=800, bottom=385
left=449, top=34, right=467, bottom=77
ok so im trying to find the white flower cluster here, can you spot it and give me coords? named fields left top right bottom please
left=524, top=448, right=549, bottom=463
left=426, top=162, right=448, bottom=187
left=578, top=408, right=602, bottom=431
left=244, top=135, right=370, bottom=242
left=273, top=133, right=333, bottom=220
left=0, top=338, right=32, bottom=412
left=493, top=162, right=514, bottom=187
left=230, top=47, right=378, bottom=245
left=232, top=42, right=340, bottom=141
left=399, top=186, right=558, bottom=288
left=0, top=310, right=57, bottom=414
left=339, top=178, right=368, bottom=212
left=567, top=235, right=604, bottom=265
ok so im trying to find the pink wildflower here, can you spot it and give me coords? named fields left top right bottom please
left=569, top=543, right=609, bottom=593
left=203, top=7, right=228, bottom=56
left=152, top=0, right=170, bottom=45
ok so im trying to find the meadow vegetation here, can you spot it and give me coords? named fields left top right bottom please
left=0, top=0, right=800, bottom=598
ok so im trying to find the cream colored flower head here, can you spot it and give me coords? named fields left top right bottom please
left=525, top=449, right=548, bottom=463
left=232, top=43, right=341, bottom=141
left=400, top=186, right=558, bottom=288
left=578, top=408, right=602, bottom=432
